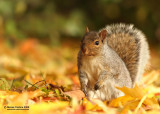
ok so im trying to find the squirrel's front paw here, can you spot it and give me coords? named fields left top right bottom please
left=94, top=80, right=103, bottom=90
left=87, top=90, right=106, bottom=101
left=87, top=90, right=98, bottom=99
left=94, top=84, right=99, bottom=90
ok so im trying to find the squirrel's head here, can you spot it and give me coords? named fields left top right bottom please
left=81, top=27, right=107, bottom=56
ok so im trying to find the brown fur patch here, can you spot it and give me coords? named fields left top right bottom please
left=107, top=33, right=139, bottom=83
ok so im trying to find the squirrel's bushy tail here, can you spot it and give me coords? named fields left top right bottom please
left=101, top=23, right=150, bottom=86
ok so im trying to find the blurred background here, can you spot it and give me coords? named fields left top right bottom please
left=0, top=0, right=160, bottom=45
left=0, top=0, right=160, bottom=70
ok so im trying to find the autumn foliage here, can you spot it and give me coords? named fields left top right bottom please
left=0, top=39, right=160, bottom=114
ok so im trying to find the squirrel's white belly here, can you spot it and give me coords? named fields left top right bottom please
left=81, top=56, right=103, bottom=88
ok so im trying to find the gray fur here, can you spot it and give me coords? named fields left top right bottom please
left=100, top=23, right=150, bottom=85
left=78, top=23, right=150, bottom=101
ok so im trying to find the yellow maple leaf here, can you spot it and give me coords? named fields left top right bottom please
left=116, top=85, right=159, bottom=112
left=117, top=85, right=146, bottom=98
left=109, top=95, right=134, bottom=107
left=82, top=98, right=116, bottom=113
left=82, top=98, right=98, bottom=110
left=30, top=101, right=69, bottom=112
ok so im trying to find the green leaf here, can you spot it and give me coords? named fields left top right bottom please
left=41, top=88, right=49, bottom=95
left=54, top=89, right=60, bottom=96
left=0, top=78, right=10, bottom=90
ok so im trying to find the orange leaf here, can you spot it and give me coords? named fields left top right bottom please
left=64, top=90, right=85, bottom=101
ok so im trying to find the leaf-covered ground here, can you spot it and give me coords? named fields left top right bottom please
left=0, top=39, right=160, bottom=114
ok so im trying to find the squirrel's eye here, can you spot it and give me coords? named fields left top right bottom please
left=95, top=41, right=99, bottom=45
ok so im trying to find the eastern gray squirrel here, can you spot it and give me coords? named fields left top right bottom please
left=77, top=23, right=150, bottom=101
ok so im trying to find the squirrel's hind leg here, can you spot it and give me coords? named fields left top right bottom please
left=102, top=81, right=125, bottom=100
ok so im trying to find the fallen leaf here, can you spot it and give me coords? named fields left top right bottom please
left=64, top=90, right=85, bottom=101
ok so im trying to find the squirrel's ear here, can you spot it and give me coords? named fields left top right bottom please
left=99, top=30, right=107, bottom=42
left=86, top=26, right=89, bottom=33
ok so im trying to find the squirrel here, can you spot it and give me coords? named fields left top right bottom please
left=77, top=23, right=150, bottom=101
